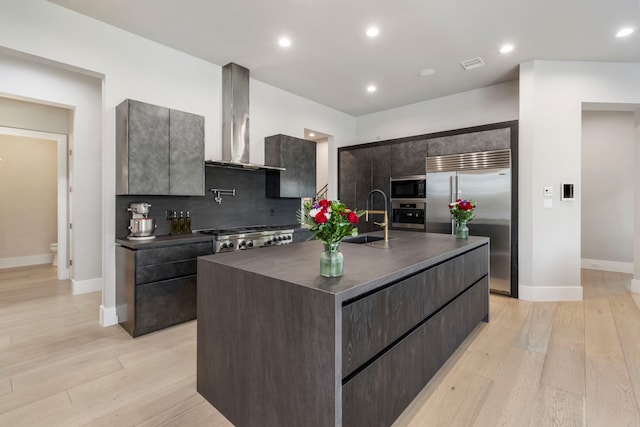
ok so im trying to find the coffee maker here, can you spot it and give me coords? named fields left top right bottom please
left=127, top=202, right=157, bottom=240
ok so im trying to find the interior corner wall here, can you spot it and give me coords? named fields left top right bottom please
left=519, top=60, right=640, bottom=301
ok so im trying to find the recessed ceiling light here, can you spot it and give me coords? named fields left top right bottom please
left=616, top=27, right=634, bottom=38
left=309, top=132, right=315, bottom=137
left=278, top=37, right=291, bottom=47
left=419, top=68, right=435, bottom=77
left=366, top=84, right=377, bottom=93
left=366, top=26, right=379, bottom=37
left=499, top=44, right=514, bottom=54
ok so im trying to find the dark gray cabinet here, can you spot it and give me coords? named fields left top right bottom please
left=390, top=139, right=429, bottom=176
left=116, top=99, right=204, bottom=196
left=341, top=245, right=489, bottom=427
left=265, top=134, right=316, bottom=198
left=339, top=144, right=390, bottom=232
left=169, top=109, right=205, bottom=195
left=116, top=240, right=213, bottom=337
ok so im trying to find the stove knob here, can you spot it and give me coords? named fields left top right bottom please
left=247, top=241, right=254, bottom=247
left=228, top=242, right=235, bottom=248
left=276, top=236, right=282, bottom=242
left=221, top=242, right=228, bottom=249
left=266, top=239, right=272, bottom=245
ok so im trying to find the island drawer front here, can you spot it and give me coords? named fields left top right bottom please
left=342, top=246, right=488, bottom=377
left=135, top=259, right=198, bottom=285
left=135, top=242, right=213, bottom=267
left=134, top=275, right=197, bottom=336
left=342, top=276, right=488, bottom=427
left=464, top=244, right=489, bottom=284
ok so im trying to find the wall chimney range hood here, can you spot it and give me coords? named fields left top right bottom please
left=205, top=62, right=284, bottom=171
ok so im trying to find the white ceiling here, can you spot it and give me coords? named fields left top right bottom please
left=48, top=0, right=640, bottom=117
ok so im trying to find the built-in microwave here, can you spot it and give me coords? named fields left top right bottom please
left=390, top=175, right=426, bottom=200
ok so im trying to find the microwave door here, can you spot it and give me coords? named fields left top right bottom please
left=425, top=171, right=455, bottom=234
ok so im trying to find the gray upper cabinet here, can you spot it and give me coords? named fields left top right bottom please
left=117, top=99, right=170, bottom=195
left=116, top=99, right=204, bottom=196
left=265, top=134, right=316, bottom=198
left=390, top=139, right=429, bottom=177
left=169, top=109, right=205, bottom=196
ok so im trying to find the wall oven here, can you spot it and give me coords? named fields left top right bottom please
left=390, top=176, right=427, bottom=231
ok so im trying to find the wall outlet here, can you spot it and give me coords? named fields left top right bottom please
left=543, top=186, right=553, bottom=197
left=270, top=208, right=276, bottom=216
left=165, top=210, right=173, bottom=220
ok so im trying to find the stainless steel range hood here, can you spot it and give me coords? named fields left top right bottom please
left=205, top=62, right=284, bottom=171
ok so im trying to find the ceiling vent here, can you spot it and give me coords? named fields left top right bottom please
left=460, top=57, right=485, bottom=71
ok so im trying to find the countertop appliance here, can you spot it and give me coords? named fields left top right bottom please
left=126, top=202, right=157, bottom=240
left=198, top=225, right=294, bottom=253
left=390, top=175, right=426, bottom=200
left=426, top=149, right=513, bottom=295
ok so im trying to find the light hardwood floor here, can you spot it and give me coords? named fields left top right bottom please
left=1, top=265, right=639, bottom=426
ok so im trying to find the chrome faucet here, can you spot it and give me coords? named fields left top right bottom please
left=365, top=189, right=389, bottom=243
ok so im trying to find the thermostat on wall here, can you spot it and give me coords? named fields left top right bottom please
left=561, top=183, right=575, bottom=201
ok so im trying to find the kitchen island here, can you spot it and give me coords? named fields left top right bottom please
left=197, top=230, right=489, bottom=427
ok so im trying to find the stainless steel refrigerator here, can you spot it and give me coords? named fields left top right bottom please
left=425, top=149, right=512, bottom=295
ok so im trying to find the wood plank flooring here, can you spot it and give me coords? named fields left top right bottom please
left=1, top=265, right=639, bottom=426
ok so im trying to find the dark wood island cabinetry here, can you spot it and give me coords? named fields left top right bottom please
left=197, top=231, right=489, bottom=427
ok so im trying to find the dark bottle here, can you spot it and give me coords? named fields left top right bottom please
left=179, top=211, right=185, bottom=234
left=185, top=211, right=192, bottom=233
left=171, top=210, right=179, bottom=235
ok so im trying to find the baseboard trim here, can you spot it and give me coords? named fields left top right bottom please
left=631, top=279, right=640, bottom=294
left=100, top=305, right=119, bottom=327
left=72, top=277, right=102, bottom=295
left=0, top=254, right=53, bottom=269
left=581, top=258, right=633, bottom=274
left=518, top=285, right=583, bottom=302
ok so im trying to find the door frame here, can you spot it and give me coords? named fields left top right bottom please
left=0, top=126, right=69, bottom=280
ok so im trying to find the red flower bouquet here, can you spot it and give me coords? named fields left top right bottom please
left=299, top=199, right=363, bottom=245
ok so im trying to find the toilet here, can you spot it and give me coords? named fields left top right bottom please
left=49, top=243, right=58, bottom=266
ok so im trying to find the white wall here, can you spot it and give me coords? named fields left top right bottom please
left=0, top=0, right=355, bottom=325
left=316, top=139, right=329, bottom=191
left=519, top=61, right=640, bottom=301
left=581, top=111, right=634, bottom=270
left=354, top=80, right=519, bottom=144
left=0, top=134, right=56, bottom=265
left=0, top=96, right=70, bottom=134
left=0, top=52, right=101, bottom=286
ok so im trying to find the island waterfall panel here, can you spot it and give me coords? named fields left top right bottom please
left=197, top=231, right=489, bottom=427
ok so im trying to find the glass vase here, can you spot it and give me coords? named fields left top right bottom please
left=455, top=221, right=469, bottom=239
left=320, top=242, right=344, bottom=277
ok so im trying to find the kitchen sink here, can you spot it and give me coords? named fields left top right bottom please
left=342, top=235, right=387, bottom=244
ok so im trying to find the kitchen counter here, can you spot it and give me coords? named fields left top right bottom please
left=198, top=230, right=487, bottom=302
left=197, top=230, right=490, bottom=427
left=115, top=232, right=215, bottom=250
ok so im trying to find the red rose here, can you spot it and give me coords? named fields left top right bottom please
left=319, top=199, right=331, bottom=209
left=315, top=212, right=328, bottom=224
left=347, top=211, right=359, bottom=224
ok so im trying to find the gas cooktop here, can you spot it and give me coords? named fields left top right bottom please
left=197, top=225, right=295, bottom=236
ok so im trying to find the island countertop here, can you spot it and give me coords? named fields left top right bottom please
left=198, top=229, right=488, bottom=302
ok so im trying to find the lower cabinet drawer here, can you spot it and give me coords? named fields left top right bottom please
left=134, top=275, right=197, bottom=336
left=136, top=259, right=197, bottom=285
left=342, top=276, right=488, bottom=427
left=135, top=242, right=213, bottom=266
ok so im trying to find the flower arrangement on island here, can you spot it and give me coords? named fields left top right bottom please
left=299, top=199, right=364, bottom=244
left=448, top=199, right=476, bottom=223
left=448, top=199, right=476, bottom=239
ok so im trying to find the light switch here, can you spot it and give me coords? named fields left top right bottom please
left=543, top=186, right=553, bottom=197
left=544, top=199, right=553, bottom=209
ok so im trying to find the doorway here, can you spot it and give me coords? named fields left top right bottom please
left=304, top=128, right=331, bottom=200
left=0, top=126, right=69, bottom=280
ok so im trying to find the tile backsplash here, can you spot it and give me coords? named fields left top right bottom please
left=116, top=167, right=302, bottom=239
